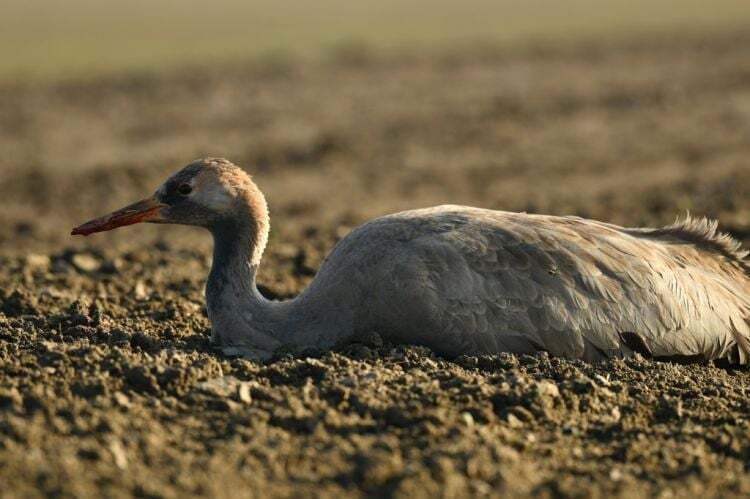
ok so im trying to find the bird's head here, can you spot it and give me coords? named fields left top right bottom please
left=72, top=158, right=267, bottom=236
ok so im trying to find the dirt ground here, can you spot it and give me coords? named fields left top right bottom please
left=1, top=31, right=750, bottom=498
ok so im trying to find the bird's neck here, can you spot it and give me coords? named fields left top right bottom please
left=204, top=190, right=278, bottom=345
left=207, top=184, right=270, bottom=299
left=206, top=208, right=332, bottom=358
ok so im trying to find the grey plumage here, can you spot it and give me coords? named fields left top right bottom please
left=323, top=206, right=749, bottom=363
left=72, top=159, right=750, bottom=363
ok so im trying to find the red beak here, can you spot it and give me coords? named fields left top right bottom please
left=71, top=197, right=167, bottom=236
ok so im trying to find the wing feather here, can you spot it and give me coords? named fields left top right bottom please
left=396, top=208, right=750, bottom=363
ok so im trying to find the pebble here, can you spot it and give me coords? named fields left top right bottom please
left=25, top=254, right=50, bottom=269
left=134, top=281, right=149, bottom=300
left=71, top=253, right=101, bottom=273
left=109, top=440, right=128, bottom=469
left=610, top=406, right=622, bottom=422
left=237, top=383, right=253, bottom=404
left=114, top=392, right=131, bottom=408
left=508, top=405, right=535, bottom=423
left=505, top=413, right=524, bottom=428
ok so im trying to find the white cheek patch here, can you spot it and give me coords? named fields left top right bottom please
left=194, top=184, right=232, bottom=211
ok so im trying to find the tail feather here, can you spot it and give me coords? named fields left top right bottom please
left=643, top=214, right=750, bottom=276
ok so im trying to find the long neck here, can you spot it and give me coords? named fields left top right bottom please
left=205, top=193, right=285, bottom=345
left=205, top=202, right=344, bottom=357
left=209, top=219, right=263, bottom=303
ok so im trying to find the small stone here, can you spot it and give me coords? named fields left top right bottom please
left=610, top=406, right=621, bottom=422
left=134, top=281, right=149, bottom=300
left=71, top=253, right=101, bottom=273
left=114, top=392, right=131, bottom=408
left=508, top=405, right=535, bottom=423
left=506, top=413, right=523, bottom=428
left=237, top=383, right=253, bottom=404
left=109, top=440, right=128, bottom=469
left=422, top=357, right=438, bottom=369
left=460, top=411, right=475, bottom=427
left=25, top=254, right=50, bottom=269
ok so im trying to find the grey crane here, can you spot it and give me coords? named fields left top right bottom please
left=72, top=158, right=750, bottom=363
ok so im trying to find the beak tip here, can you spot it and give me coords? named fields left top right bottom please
left=70, top=197, right=165, bottom=237
left=71, top=223, right=97, bottom=236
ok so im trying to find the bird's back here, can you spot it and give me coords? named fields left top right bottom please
left=319, top=206, right=750, bottom=363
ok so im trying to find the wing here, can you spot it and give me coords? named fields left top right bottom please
left=408, top=209, right=750, bottom=363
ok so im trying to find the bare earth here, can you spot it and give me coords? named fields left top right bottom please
left=1, top=31, right=750, bottom=497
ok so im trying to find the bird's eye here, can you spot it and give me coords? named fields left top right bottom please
left=177, top=184, right=193, bottom=196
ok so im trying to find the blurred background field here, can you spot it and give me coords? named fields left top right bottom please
left=2, top=2, right=750, bottom=497
left=2, top=0, right=749, bottom=254
left=3, top=0, right=750, bottom=80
